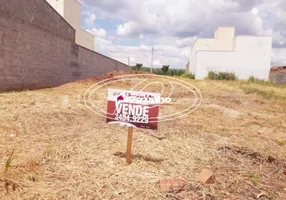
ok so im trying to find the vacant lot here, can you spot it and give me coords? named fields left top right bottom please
left=0, top=72, right=286, bottom=200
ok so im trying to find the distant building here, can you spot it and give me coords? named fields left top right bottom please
left=269, top=66, right=286, bottom=84
left=46, top=0, right=94, bottom=50
left=187, top=27, right=272, bottom=80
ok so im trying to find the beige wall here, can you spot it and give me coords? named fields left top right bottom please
left=111, top=57, right=130, bottom=66
left=214, top=27, right=235, bottom=39
left=195, top=27, right=235, bottom=51
left=45, top=0, right=64, bottom=16
left=76, top=29, right=95, bottom=51
left=63, top=0, right=81, bottom=30
left=45, top=0, right=95, bottom=51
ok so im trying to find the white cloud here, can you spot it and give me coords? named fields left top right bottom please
left=92, top=37, right=189, bottom=68
left=87, top=28, right=107, bottom=38
left=272, top=48, right=286, bottom=66
left=251, top=7, right=259, bottom=15
left=80, top=0, right=286, bottom=68
left=84, top=14, right=96, bottom=27
left=116, top=21, right=140, bottom=37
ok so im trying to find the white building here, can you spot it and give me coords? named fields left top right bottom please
left=45, top=0, right=94, bottom=50
left=188, top=27, right=272, bottom=80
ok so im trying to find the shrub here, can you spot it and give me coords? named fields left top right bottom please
left=130, top=65, right=186, bottom=76
left=224, top=72, right=236, bottom=80
left=167, top=69, right=175, bottom=76
left=168, top=69, right=185, bottom=76
left=181, top=73, right=195, bottom=79
left=207, top=71, right=217, bottom=80
left=152, top=68, right=163, bottom=75
left=207, top=71, right=236, bottom=80
left=216, top=72, right=227, bottom=80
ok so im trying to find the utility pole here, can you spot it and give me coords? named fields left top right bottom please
left=151, top=46, right=154, bottom=73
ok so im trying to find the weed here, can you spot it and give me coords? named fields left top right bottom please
left=5, top=150, right=14, bottom=174
left=274, top=139, right=286, bottom=146
left=207, top=71, right=217, bottom=80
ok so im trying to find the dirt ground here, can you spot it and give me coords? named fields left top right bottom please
left=0, top=72, right=286, bottom=200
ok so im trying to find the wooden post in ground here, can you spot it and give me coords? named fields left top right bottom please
left=126, top=126, right=133, bottom=164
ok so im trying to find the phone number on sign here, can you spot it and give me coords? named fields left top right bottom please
left=115, top=113, right=149, bottom=124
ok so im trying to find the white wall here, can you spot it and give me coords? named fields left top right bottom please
left=195, top=36, right=272, bottom=80
left=189, top=38, right=233, bottom=74
left=189, top=43, right=197, bottom=74
left=189, top=27, right=235, bottom=74
left=196, top=51, right=236, bottom=79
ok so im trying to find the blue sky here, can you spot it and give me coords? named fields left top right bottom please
left=78, top=0, right=286, bottom=69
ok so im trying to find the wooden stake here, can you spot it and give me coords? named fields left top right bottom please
left=126, top=126, right=133, bottom=164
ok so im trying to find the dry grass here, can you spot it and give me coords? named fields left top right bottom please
left=0, top=73, right=286, bottom=200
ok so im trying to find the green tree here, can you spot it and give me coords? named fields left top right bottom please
left=161, top=65, right=169, bottom=74
left=135, top=63, right=143, bottom=71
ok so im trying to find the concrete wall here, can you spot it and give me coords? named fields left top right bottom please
left=196, top=36, right=272, bottom=80
left=46, top=0, right=94, bottom=50
left=1, top=0, right=75, bottom=41
left=271, top=71, right=286, bottom=84
left=78, top=47, right=128, bottom=76
left=0, top=0, right=128, bottom=92
left=269, top=67, right=286, bottom=84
